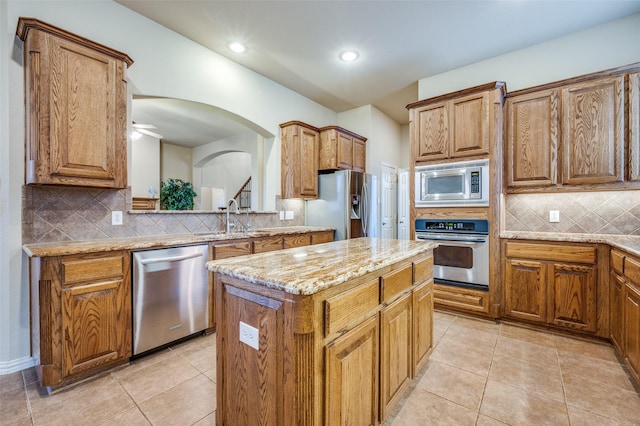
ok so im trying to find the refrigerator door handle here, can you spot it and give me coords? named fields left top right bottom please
left=362, top=182, right=369, bottom=236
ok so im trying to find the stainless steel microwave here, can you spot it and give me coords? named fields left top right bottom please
left=415, top=159, right=489, bottom=207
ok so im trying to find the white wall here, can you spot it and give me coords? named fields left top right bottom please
left=161, top=142, right=193, bottom=183
left=130, top=134, right=161, bottom=198
left=200, top=152, right=251, bottom=206
left=1, top=0, right=337, bottom=373
left=418, top=13, right=640, bottom=99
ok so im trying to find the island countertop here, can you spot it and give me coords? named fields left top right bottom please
left=206, top=237, right=436, bottom=295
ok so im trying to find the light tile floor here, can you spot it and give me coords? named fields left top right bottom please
left=1, top=311, right=639, bottom=425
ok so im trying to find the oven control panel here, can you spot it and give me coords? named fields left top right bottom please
left=415, top=219, right=489, bottom=234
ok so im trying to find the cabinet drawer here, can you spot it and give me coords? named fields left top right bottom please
left=325, top=279, right=379, bottom=336
left=284, top=234, right=311, bottom=248
left=611, top=250, right=625, bottom=276
left=434, top=284, right=489, bottom=314
left=505, top=241, right=596, bottom=264
left=253, top=237, right=283, bottom=253
left=413, top=256, right=433, bottom=284
left=625, top=255, right=640, bottom=285
left=212, top=242, right=251, bottom=259
left=380, top=264, right=413, bottom=302
left=62, top=253, right=125, bottom=285
left=311, top=231, right=334, bottom=245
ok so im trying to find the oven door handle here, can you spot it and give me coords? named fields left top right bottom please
left=416, top=235, right=487, bottom=245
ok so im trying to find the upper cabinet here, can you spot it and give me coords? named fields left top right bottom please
left=17, top=18, right=133, bottom=188
left=280, top=121, right=319, bottom=199
left=408, top=82, right=506, bottom=163
left=506, top=64, right=640, bottom=192
left=318, top=126, right=367, bottom=172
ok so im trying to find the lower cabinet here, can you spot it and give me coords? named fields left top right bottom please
left=609, top=271, right=625, bottom=353
left=503, top=240, right=599, bottom=334
left=412, top=279, right=434, bottom=375
left=326, top=315, right=379, bottom=426
left=31, top=251, right=131, bottom=390
left=625, top=281, right=640, bottom=382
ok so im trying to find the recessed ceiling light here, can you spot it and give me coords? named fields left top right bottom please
left=228, top=42, right=247, bottom=53
left=339, top=50, right=359, bottom=62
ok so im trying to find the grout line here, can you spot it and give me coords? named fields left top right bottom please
left=21, top=369, right=35, bottom=426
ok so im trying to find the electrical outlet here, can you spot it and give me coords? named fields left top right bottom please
left=279, top=211, right=285, bottom=220
left=112, top=211, right=123, bottom=225
left=285, top=210, right=294, bottom=220
left=549, top=210, right=560, bottom=223
left=239, top=321, right=259, bottom=350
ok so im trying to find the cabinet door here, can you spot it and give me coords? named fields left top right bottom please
left=380, top=293, right=412, bottom=420
left=252, top=236, right=283, bottom=253
left=414, top=102, right=449, bottom=161
left=610, top=272, right=625, bottom=353
left=337, top=132, right=354, bottom=170
left=504, top=259, right=547, bottom=323
left=625, top=282, right=640, bottom=381
left=353, top=138, right=366, bottom=172
left=62, top=278, right=131, bottom=377
left=281, top=123, right=318, bottom=199
left=412, top=279, right=433, bottom=375
left=629, top=71, right=640, bottom=181
left=283, top=234, right=311, bottom=248
left=561, top=76, right=624, bottom=185
left=450, top=91, right=490, bottom=158
left=325, top=315, right=379, bottom=426
left=506, top=89, right=559, bottom=187
left=548, top=263, right=596, bottom=332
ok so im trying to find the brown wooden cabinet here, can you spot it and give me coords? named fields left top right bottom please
left=311, top=230, right=334, bottom=244
left=326, top=315, right=379, bottom=426
left=318, top=126, right=367, bottom=172
left=505, top=69, right=636, bottom=191
left=561, top=75, right=624, bottom=185
left=31, top=251, right=131, bottom=390
left=503, top=240, right=598, bottom=334
left=612, top=249, right=640, bottom=383
left=252, top=236, right=284, bottom=253
left=625, top=280, right=640, bottom=382
left=610, top=270, right=625, bottom=353
left=280, top=121, right=319, bottom=199
left=409, top=84, right=503, bottom=163
left=17, top=18, right=133, bottom=188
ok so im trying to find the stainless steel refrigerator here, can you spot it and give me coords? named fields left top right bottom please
left=306, top=170, right=378, bottom=240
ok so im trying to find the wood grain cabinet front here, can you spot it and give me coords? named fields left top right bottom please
left=31, top=251, right=131, bottom=390
left=280, top=121, right=319, bottom=199
left=503, top=240, right=600, bottom=335
left=612, top=250, right=640, bottom=383
left=318, top=126, right=367, bottom=172
left=17, top=18, right=133, bottom=188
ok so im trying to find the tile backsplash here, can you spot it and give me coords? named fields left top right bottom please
left=504, top=191, right=640, bottom=235
left=22, top=186, right=305, bottom=244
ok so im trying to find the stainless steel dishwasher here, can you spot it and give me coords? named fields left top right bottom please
left=132, top=244, right=209, bottom=355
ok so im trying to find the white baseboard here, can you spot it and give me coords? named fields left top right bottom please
left=0, top=356, right=35, bottom=375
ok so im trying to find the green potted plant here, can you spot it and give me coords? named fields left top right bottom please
left=160, top=178, right=197, bottom=210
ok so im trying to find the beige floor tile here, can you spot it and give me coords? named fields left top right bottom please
left=493, top=334, right=559, bottom=368
left=489, top=352, right=565, bottom=402
left=480, top=379, right=569, bottom=425
left=450, top=316, right=500, bottom=335
left=415, top=360, right=486, bottom=410
left=193, top=411, right=217, bottom=425
left=30, top=375, right=135, bottom=426
left=0, top=387, right=29, bottom=423
left=98, top=406, right=152, bottom=426
left=138, top=374, right=216, bottom=426
left=442, top=323, right=499, bottom=349
left=387, top=388, right=477, bottom=426
left=563, top=373, right=640, bottom=424
left=475, top=414, right=509, bottom=426
left=566, top=406, right=621, bottom=426
left=0, top=371, right=25, bottom=394
left=558, top=351, right=636, bottom=392
left=430, top=335, right=494, bottom=377
left=499, top=323, right=557, bottom=348
left=21, top=367, right=39, bottom=386
left=2, top=414, right=33, bottom=426
left=178, top=341, right=217, bottom=373
left=434, top=310, right=457, bottom=326
left=112, top=347, right=178, bottom=379
left=554, top=334, right=620, bottom=363
left=203, top=366, right=216, bottom=383
left=117, top=355, right=201, bottom=403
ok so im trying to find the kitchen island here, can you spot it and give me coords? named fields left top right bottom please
left=207, top=237, right=436, bottom=425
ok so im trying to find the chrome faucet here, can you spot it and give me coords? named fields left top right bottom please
left=226, top=198, right=240, bottom=233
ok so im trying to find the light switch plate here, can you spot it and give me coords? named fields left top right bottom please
left=112, top=211, right=123, bottom=225
left=285, top=210, right=294, bottom=220
left=279, top=211, right=285, bottom=220
left=549, top=210, right=560, bottom=223
left=239, top=321, right=259, bottom=350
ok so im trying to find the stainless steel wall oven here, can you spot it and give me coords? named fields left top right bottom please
left=415, top=219, right=489, bottom=290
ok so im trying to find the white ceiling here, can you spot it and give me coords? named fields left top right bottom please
left=121, top=0, right=640, bottom=146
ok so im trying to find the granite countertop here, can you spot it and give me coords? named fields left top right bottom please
left=501, top=231, right=640, bottom=257
left=207, top=237, right=437, bottom=296
left=22, top=226, right=335, bottom=257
